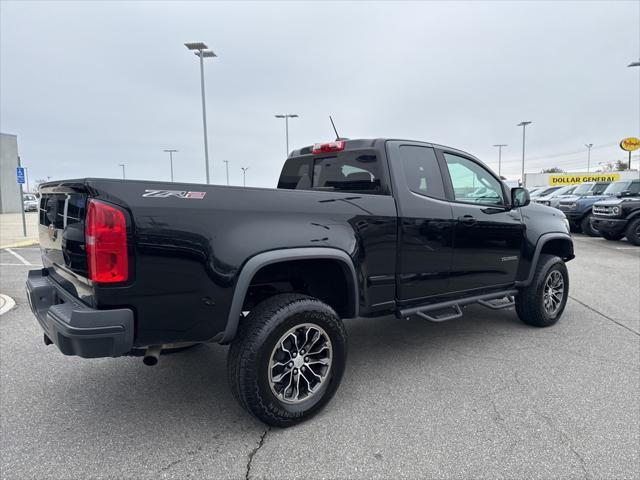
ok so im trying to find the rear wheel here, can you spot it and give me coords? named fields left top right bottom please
left=625, top=218, right=640, bottom=246
left=516, top=254, right=569, bottom=327
left=600, top=231, right=624, bottom=241
left=581, top=214, right=600, bottom=237
left=227, top=293, right=347, bottom=427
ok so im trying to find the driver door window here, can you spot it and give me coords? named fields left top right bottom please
left=443, top=153, right=504, bottom=206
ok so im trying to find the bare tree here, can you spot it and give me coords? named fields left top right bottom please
left=614, top=160, right=627, bottom=171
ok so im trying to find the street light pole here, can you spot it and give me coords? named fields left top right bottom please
left=119, top=164, right=126, bottom=180
left=185, top=42, right=217, bottom=184
left=492, top=144, right=507, bottom=177
left=163, top=149, right=178, bottom=182
left=241, top=167, right=249, bottom=187
left=585, top=143, right=593, bottom=172
left=223, top=160, right=229, bottom=185
left=627, top=61, right=639, bottom=175
left=517, top=122, right=532, bottom=187
left=275, top=114, right=299, bottom=157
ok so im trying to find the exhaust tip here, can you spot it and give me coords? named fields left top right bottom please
left=143, top=355, right=158, bottom=366
left=143, top=345, right=162, bottom=366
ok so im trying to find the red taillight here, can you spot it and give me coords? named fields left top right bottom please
left=85, top=199, right=128, bottom=283
left=312, top=140, right=345, bottom=154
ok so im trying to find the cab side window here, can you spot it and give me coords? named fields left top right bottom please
left=444, top=153, right=504, bottom=206
left=398, top=145, right=445, bottom=199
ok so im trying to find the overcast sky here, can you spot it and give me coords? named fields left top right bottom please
left=1, top=0, right=639, bottom=188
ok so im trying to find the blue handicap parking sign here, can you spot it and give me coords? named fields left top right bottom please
left=16, top=167, right=25, bottom=184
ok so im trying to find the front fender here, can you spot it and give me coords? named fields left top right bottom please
left=516, top=232, right=574, bottom=287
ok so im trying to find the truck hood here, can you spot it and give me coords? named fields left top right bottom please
left=575, top=194, right=611, bottom=206
left=571, top=194, right=609, bottom=204
left=534, top=194, right=554, bottom=201
left=594, top=197, right=640, bottom=207
left=561, top=193, right=609, bottom=202
left=524, top=200, right=567, bottom=217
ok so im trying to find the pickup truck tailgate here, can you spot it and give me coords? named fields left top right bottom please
left=38, top=184, right=92, bottom=304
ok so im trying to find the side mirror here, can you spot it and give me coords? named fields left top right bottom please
left=511, top=187, right=530, bottom=208
left=617, top=190, right=631, bottom=198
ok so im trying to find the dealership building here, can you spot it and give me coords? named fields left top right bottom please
left=0, top=133, right=22, bottom=213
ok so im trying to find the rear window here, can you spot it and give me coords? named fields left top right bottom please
left=278, top=150, right=386, bottom=195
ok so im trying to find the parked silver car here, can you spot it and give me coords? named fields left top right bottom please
left=533, top=185, right=578, bottom=209
left=23, top=193, right=38, bottom=212
left=528, top=186, right=564, bottom=199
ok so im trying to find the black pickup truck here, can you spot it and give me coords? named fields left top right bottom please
left=27, top=138, right=574, bottom=427
left=591, top=179, right=640, bottom=245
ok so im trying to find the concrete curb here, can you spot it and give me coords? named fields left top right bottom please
left=0, top=240, right=39, bottom=249
left=0, top=294, right=16, bottom=316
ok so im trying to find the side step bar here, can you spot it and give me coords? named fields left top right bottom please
left=398, top=289, right=518, bottom=323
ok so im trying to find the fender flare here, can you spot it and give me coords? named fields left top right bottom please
left=516, top=232, right=573, bottom=288
left=219, top=247, right=359, bottom=344
left=626, top=210, right=640, bottom=221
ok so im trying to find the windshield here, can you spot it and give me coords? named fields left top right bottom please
left=23, top=194, right=36, bottom=201
left=551, top=185, right=576, bottom=196
left=573, top=183, right=593, bottom=195
left=531, top=186, right=561, bottom=198
left=603, top=181, right=630, bottom=195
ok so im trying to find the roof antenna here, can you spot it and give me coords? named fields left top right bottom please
left=329, top=115, right=341, bottom=141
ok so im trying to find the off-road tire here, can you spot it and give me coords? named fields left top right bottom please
left=581, top=214, right=599, bottom=237
left=600, top=231, right=624, bottom=241
left=227, top=293, right=347, bottom=427
left=625, top=218, right=640, bottom=246
left=516, top=254, right=569, bottom=327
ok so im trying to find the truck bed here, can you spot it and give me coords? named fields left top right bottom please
left=37, top=178, right=398, bottom=347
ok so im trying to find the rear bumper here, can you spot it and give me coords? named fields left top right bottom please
left=590, top=217, right=627, bottom=235
left=26, top=270, right=134, bottom=358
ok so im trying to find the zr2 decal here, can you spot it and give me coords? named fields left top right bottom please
left=142, top=190, right=206, bottom=199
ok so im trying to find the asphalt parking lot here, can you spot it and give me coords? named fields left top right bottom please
left=1, top=236, right=638, bottom=480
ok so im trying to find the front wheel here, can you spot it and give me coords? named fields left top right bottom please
left=516, top=254, right=569, bottom=327
left=581, top=214, right=600, bottom=237
left=227, top=293, right=347, bottom=427
left=625, top=218, right=640, bottom=246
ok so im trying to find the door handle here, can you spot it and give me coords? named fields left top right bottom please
left=457, top=215, right=477, bottom=225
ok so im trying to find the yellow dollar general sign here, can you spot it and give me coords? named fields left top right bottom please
left=548, top=173, right=621, bottom=185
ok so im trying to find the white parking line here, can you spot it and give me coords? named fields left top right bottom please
left=0, top=294, right=16, bottom=315
left=4, top=248, right=32, bottom=266
left=616, top=247, right=639, bottom=250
